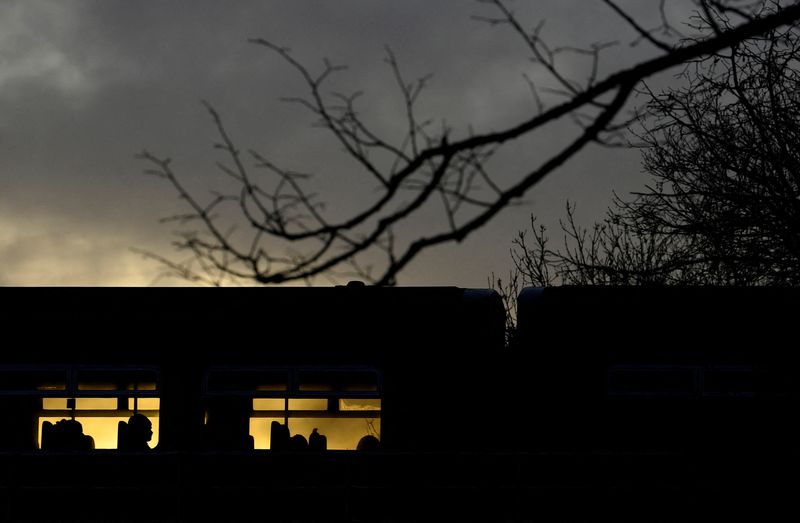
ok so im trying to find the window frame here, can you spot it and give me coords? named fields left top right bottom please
left=203, top=365, right=383, bottom=444
left=0, top=364, right=160, bottom=398
left=607, top=363, right=756, bottom=398
left=0, top=365, right=162, bottom=450
left=203, top=365, right=382, bottom=398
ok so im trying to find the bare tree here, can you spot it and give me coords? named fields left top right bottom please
left=138, top=0, right=800, bottom=286
left=513, top=10, right=800, bottom=286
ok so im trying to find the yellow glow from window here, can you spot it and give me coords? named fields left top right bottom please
left=249, top=417, right=380, bottom=450
left=340, top=399, right=381, bottom=411
left=78, top=382, right=119, bottom=391
left=43, top=398, right=118, bottom=410
left=79, top=398, right=117, bottom=410
left=128, top=398, right=160, bottom=410
left=38, top=415, right=159, bottom=450
left=127, top=382, right=157, bottom=391
left=43, top=398, right=69, bottom=410
left=36, top=382, right=66, bottom=391
left=43, top=398, right=160, bottom=411
left=253, top=398, right=285, bottom=411
left=249, top=417, right=283, bottom=450
left=288, top=399, right=327, bottom=411
left=299, top=383, right=334, bottom=392
left=252, top=398, right=331, bottom=411
left=256, top=384, right=286, bottom=391
left=290, top=418, right=379, bottom=450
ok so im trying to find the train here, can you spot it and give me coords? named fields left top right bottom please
left=0, top=285, right=506, bottom=453
left=0, top=284, right=797, bottom=521
left=509, top=285, right=800, bottom=453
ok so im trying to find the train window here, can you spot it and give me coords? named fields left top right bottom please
left=288, top=398, right=329, bottom=410
left=340, top=398, right=381, bottom=411
left=205, top=367, right=381, bottom=451
left=207, top=369, right=288, bottom=393
left=249, top=397, right=381, bottom=450
left=77, top=369, right=158, bottom=391
left=38, top=400, right=160, bottom=450
left=702, top=367, right=755, bottom=397
left=0, top=366, right=160, bottom=451
left=608, top=366, right=698, bottom=397
left=43, top=398, right=117, bottom=410
left=298, top=370, right=379, bottom=392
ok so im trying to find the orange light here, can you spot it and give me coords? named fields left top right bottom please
left=38, top=416, right=160, bottom=450
left=38, top=397, right=161, bottom=450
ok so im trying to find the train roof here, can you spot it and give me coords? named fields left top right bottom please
left=517, top=284, right=800, bottom=306
left=0, top=285, right=505, bottom=364
left=514, top=285, right=800, bottom=361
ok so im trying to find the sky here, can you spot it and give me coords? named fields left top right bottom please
left=0, top=0, right=710, bottom=287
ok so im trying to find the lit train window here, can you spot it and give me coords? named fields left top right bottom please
left=207, top=369, right=288, bottom=393
left=77, top=369, right=158, bottom=392
left=0, top=366, right=160, bottom=451
left=298, top=370, right=379, bottom=392
left=205, top=367, right=381, bottom=451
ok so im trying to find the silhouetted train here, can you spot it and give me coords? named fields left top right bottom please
left=510, top=286, right=799, bottom=453
left=0, top=285, right=505, bottom=454
left=1, top=285, right=797, bottom=521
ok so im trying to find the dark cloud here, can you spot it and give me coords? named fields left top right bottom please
left=0, top=0, right=698, bottom=285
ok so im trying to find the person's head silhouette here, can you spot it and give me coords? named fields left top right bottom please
left=356, top=435, right=380, bottom=451
left=127, top=413, right=153, bottom=450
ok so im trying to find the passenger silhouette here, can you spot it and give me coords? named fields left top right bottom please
left=119, top=413, right=153, bottom=451
left=42, top=419, right=94, bottom=451
left=204, top=397, right=255, bottom=450
left=270, top=420, right=290, bottom=451
left=309, top=428, right=327, bottom=451
left=356, top=435, right=380, bottom=451
left=289, top=433, right=308, bottom=451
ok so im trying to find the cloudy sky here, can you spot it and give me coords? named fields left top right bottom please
left=0, top=0, right=711, bottom=286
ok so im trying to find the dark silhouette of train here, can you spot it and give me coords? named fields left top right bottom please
left=511, top=286, right=799, bottom=454
left=0, top=285, right=797, bottom=521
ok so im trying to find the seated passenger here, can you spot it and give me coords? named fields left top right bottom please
left=270, top=420, right=290, bottom=451
left=119, top=413, right=153, bottom=451
left=289, top=433, right=308, bottom=451
left=309, top=428, right=327, bottom=451
left=204, top=398, right=255, bottom=450
left=42, top=419, right=94, bottom=451
left=356, top=435, right=381, bottom=451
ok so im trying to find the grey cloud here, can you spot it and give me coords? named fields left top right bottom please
left=0, top=1, right=705, bottom=286
left=0, top=211, right=164, bottom=285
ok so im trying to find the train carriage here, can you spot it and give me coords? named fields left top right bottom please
left=0, top=285, right=506, bottom=455
left=509, top=285, right=800, bottom=453
left=1, top=284, right=798, bottom=521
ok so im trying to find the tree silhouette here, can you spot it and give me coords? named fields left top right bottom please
left=138, top=0, right=800, bottom=286
left=511, top=9, right=800, bottom=287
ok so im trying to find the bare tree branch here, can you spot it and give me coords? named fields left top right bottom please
left=140, top=0, right=800, bottom=286
left=513, top=16, right=800, bottom=286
